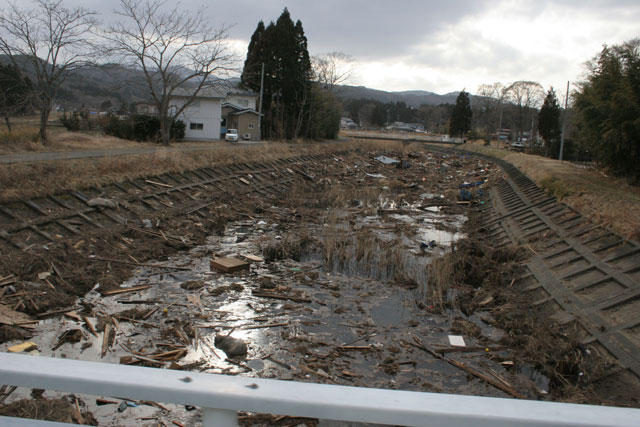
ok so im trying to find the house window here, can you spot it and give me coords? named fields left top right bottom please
left=238, top=99, right=249, bottom=107
left=190, top=122, right=204, bottom=130
left=248, top=123, right=255, bottom=129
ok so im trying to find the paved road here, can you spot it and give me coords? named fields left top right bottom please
left=0, top=142, right=269, bottom=164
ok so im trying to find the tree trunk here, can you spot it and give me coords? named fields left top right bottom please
left=39, top=109, right=50, bottom=145
left=160, top=118, right=170, bottom=146
left=4, top=116, right=11, bottom=132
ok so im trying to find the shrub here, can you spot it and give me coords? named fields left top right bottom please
left=100, top=114, right=185, bottom=142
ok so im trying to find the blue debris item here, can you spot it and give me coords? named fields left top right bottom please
left=397, top=160, right=411, bottom=169
left=420, top=240, right=437, bottom=249
left=459, top=180, right=485, bottom=188
left=375, top=155, right=400, bottom=165
left=459, top=189, right=472, bottom=201
left=476, top=189, right=484, bottom=197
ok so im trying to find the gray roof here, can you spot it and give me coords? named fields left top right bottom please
left=172, top=86, right=226, bottom=99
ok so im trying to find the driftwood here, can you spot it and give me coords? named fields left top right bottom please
left=411, top=335, right=526, bottom=399
left=434, top=345, right=507, bottom=354
left=241, top=322, right=288, bottom=330
left=101, top=285, right=152, bottom=296
left=251, top=291, right=311, bottom=303
left=85, top=256, right=192, bottom=270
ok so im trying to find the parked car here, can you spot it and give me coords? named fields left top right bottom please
left=225, top=129, right=238, bottom=142
left=511, top=141, right=525, bottom=150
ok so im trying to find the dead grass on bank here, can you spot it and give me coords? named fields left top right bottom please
left=0, top=125, right=160, bottom=154
left=0, top=139, right=414, bottom=203
left=457, top=143, right=640, bottom=241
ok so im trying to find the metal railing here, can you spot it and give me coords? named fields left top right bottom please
left=1, top=353, right=639, bottom=427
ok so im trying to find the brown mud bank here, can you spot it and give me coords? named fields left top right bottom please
left=0, top=146, right=637, bottom=425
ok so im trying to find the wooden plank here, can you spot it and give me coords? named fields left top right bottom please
left=0, top=304, right=35, bottom=326
left=101, top=285, right=152, bottom=296
left=210, top=257, right=250, bottom=273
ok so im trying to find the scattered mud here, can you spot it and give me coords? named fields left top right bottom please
left=1, top=147, right=636, bottom=425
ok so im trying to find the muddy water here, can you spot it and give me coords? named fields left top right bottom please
left=1, top=197, right=543, bottom=425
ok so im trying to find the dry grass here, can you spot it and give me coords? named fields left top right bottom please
left=426, top=254, right=455, bottom=309
left=458, top=142, right=640, bottom=241
left=0, top=139, right=412, bottom=203
left=0, top=126, right=41, bottom=152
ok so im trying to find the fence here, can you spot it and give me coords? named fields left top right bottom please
left=1, top=353, right=639, bottom=426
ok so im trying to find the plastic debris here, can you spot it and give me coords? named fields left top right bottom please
left=448, top=335, right=466, bottom=347
left=459, top=189, right=472, bottom=201
left=365, top=173, right=387, bottom=179
left=375, top=155, right=400, bottom=165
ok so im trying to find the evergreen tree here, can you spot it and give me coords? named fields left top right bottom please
left=538, top=88, right=562, bottom=157
left=241, top=20, right=266, bottom=90
left=449, top=90, right=472, bottom=137
left=242, top=8, right=312, bottom=140
left=575, top=39, right=640, bottom=182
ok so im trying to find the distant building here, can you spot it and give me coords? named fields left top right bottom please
left=340, top=117, right=358, bottom=129
left=389, top=122, right=424, bottom=132
left=135, top=103, right=158, bottom=115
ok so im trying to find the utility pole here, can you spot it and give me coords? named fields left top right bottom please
left=258, top=62, right=265, bottom=141
left=559, top=81, right=570, bottom=161
left=496, top=102, right=503, bottom=148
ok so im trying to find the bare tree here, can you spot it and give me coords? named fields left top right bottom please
left=476, top=82, right=506, bottom=145
left=103, top=0, right=234, bottom=145
left=0, top=0, right=98, bottom=144
left=504, top=80, right=544, bottom=140
left=312, top=52, right=353, bottom=92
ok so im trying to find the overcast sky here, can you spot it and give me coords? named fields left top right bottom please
left=4, top=0, right=640, bottom=95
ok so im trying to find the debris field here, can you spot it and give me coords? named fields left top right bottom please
left=0, top=146, right=636, bottom=425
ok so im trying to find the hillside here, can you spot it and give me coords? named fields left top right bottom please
left=2, top=55, right=461, bottom=110
left=333, top=85, right=459, bottom=107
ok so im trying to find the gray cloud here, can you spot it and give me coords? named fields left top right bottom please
left=2, top=0, right=640, bottom=92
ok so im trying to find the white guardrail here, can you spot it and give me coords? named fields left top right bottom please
left=1, top=353, right=639, bottom=426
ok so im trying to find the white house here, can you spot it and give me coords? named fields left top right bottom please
left=172, top=87, right=225, bottom=141
left=171, top=87, right=258, bottom=141
left=224, top=89, right=257, bottom=111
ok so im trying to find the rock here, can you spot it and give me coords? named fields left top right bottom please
left=214, top=335, right=248, bottom=359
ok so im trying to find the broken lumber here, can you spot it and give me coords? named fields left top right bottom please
left=251, top=291, right=311, bottom=303
left=102, top=285, right=152, bottom=296
left=0, top=303, right=36, bottom=326
left=85, top=256, right=192, bottom=270
left=145, top=179, right=173, bottom=188
left=101, top=322, right=112, bottom=357
left=411, top=335, right=526, bottom=399
left=210, top=257, right=250, bottom=273
left=241, top=322, right=288, bottom=330
left=81, top=315, right=98, bottom=337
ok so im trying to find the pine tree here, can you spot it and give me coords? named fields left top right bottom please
left=538, top=89, right=561, bottom=157
left=241, top=21, right=265, bottom=91
left=449, top=90, right=472, bottom=138
left=241, top=8, right=312, bottom=140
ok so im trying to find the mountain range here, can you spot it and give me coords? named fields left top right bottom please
left=333, top=85, right=460, bottom=107
left=1, top=56, right=460, bottom=110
